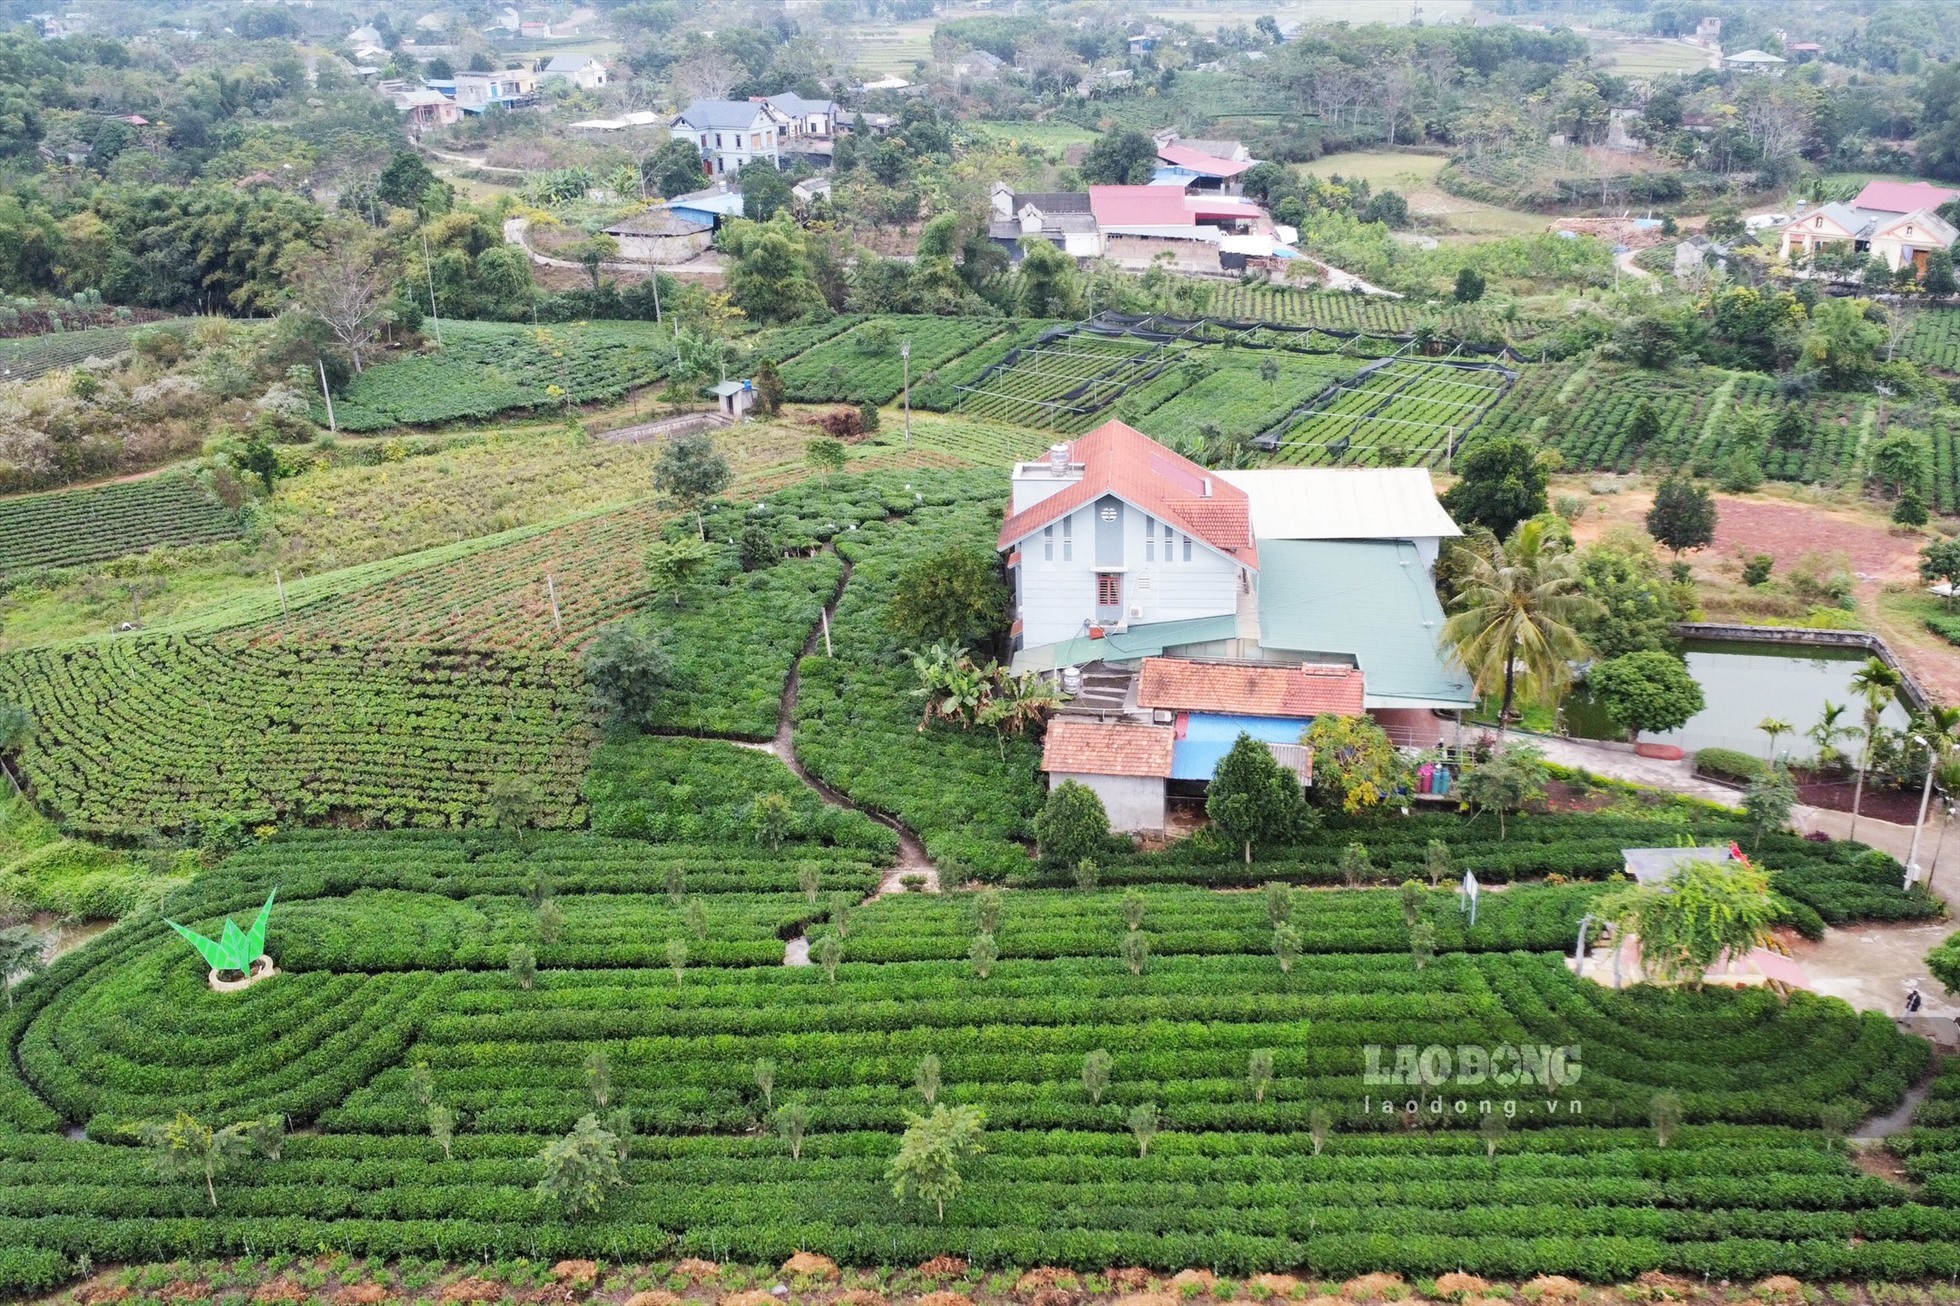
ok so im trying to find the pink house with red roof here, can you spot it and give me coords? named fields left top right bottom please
left=1778, top=180, right=1960, bottom=275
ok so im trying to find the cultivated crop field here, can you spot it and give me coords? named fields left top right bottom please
left=0, top=473, right=241, bottom=576
left=956, top=333, right=1178, bottom=431
left=0, top=318, right=201, bottom=381
left=1475, top=364, right=1877, bottom=486
left=0, top=637, right=596, bottom=836
left=0, top=813, right=1941, bottom=1282
left=1268, top=360, right=1512, bottom=466
left=1117, top=352, right=1361, bottom=446
left=320, top=322, right=675, bottom=431
left=778, top=318, right=1017, bottom=406
left=1198, top=286, right=1551, bottom=347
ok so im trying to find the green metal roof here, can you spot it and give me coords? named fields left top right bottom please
left=1015, top=614, right=1241, bottom=673
left=1255, top=539, right=1475, bottom=709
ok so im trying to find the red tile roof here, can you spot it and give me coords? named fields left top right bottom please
left=1157, top=142, right=1253, bottom=178
left=1088, top=184, right=1195, bottom=227
left=1041, top=719, right=1175, bottom=778
left=997, top=420, right=1258, bottom=567
left=1137, top=658, right=1365, bottom=718
left=1852, top=181, right=1960, bottom=215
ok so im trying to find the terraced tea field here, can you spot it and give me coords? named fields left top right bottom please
left=1266, top=360, right=1514, bottom=465
left=0, top=473, right=241, bottom=576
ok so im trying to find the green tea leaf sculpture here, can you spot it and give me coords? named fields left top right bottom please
left=167, top=889, right=276, bottom=974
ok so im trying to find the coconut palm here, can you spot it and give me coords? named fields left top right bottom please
left=1442, top=517, right=1600, bottom=727
left=1848, top=657, right=1904, bottom=842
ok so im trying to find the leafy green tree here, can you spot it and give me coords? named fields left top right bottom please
left=1016, top=238, right=1081, bottom=318
left=666, top=936, right=688, bottom=985
left=740, top=160, right=794, bottom=221
left=0, top=704, right=31, bottom=755
left=138, top=1111, right=283, bottom=1209
left=427, top=1102, right=454, bottom=1161
left=805, top=436, right=847, bottom=482
left=1870, top=431, right=1930, bottom=500
left=1586, top=651, right=1705, bottom=743
left=815, top=933, right=843, bottom=982
left=1921, top=538, right=1960, bottom=610
left=508, top=945, right=536, bottom=990
left=1650, top=1091, right=1683, bottom=1147
left=1399, top=878, right=1424, bottom=927
left=1439, top=435, right=1553, bottom=538
left=1743, top=767, right=1798, bottom=852
left=1303, top=714, right=1399, bottom=814
left=1602, top=858, right=1777, bottom=988
left=584, top=1050, right=612, bottom=1109
left=888, top=544, right=1009, bottom=649
left=1928, top=249, right=1958, bottom=295
left=1478, top=1108, right=1508, bottom=1160
left=888, top=1103, right=986, bottom=1220
left=775, top=1101, right=812, bottom=1159
left=749, top=791, right=794, bottom=850
left=1206, top=734, right=1308, bottom=864
left=753, top=358, right=785, bottom=416
left=1120, top=928, right=1148, bottom=975
left=645, top=138, right=707, bottom=199
left=535, top=897, right=564, bottom=946
left=1082, top=1048, right=1112, bottom=1105
left=1409, top=919, right=1436, bottom=970
left=377, top=151, right=442, bottom=211
left=968, top=931, right=998, bottom=978
left=582, top=619, right=672, bottom=730
left=534, top=1114, right=625, bottom=1217
left=644, top=536, right=714, bottom=604
left=1079, top=127, right=1158, bottom=184
left=1802, top=296, right=1887, bottom=389
left=1443, top=518, right=1597, bottom=724
left=1453, top=266, right=1486, bottom=303
left=1035, top=780, right=1109, bottom=866
left=236, top=433, right=284, bottom=495
left=1645, top=475, right=1717, bottom=559
left=1264, top=880, right=1292, bottom=924
left=1309, top=1106, right=1333, bottom=1156
left=0, top=925, right=42, bottom=1008
left=1455, top=742, right=1550, bottom=839
left=1574, top=530, right=1686, bottom=659
left=1895, top=487, right=1930, bottom=527
left=653, top=430, right=732, bottom=536
left=1271, top=921, right=1301, bottom=973
left=721, top=215, right=826, bottom=323
left=1425, top=839, right=1451, bottom=887
left=915, top=1053, right=941, bottom=1105
left=1127, top=1102, right=1159, bottom=1156
left=1338, top=841, right=1373, bottom=887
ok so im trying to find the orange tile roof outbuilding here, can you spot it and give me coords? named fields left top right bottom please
left=1041, top=719, right=1176, bottom=778
left=997, top=420, right=1258, bottom=568
left=1137, top=657, right=1365, bottom=718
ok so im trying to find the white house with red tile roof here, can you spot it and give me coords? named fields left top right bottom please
left=1004, top=422, right=1473, bottom=830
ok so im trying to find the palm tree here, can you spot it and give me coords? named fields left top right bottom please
left=1808, top=701, right=1854, bottom=770
left=1848, top=657, right=1904, bottom=842
left=1442, top=517, right=1600, bottom=727
left=1757, top=717, right=1793, bottom=764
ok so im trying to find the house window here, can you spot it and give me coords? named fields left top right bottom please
left=1097, top=573, right=1121, bottom=606
left=1161, top=520, right=1176, bottom=560
left=1182, top=534, right=1192, bottom=562
left=1144, top=516, right=1156, bottom=561
left=1043, top=525, right=1054, bottom=561
left=715, top=133, right=723, bottom=148
left=1061, top=517, right=1072, bottom=561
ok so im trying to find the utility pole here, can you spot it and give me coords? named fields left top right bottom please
left=1907, top=734, right=1939, bottom=886
left=421, top=231, right=443, bottom=346
left=316, top=358, right=336, bottom=432
left=900, top=338, right=912, bottom=452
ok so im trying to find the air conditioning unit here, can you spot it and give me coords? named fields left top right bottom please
left=1128, top=604, right=1145, bottom=620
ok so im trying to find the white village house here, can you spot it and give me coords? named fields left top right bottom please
left=669, top=99, right=791, bottom=177
left=1003, top=422, right=1474, bottom=833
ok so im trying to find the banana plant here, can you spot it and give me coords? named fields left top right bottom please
left=167, top=889, right=276, bottom=975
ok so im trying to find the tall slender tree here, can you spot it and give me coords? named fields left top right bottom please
left=1848, top=657, right=1903, bottom=841
left=1442, top=518, right=1599, bottom=726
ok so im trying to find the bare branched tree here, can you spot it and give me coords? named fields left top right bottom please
left=672, top=49, right=742, bottom=103
left=293, top=234, right=395, bottom=374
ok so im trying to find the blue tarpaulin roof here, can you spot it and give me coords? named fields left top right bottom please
left=1170, top=713, right=1303, bottom=781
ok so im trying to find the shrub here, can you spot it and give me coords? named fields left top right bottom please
left=1696, top=748, right=1769, bottom=784
left=1741, top=554, right=1774, bottom=586
left=1035, top=781, right=1111, bottom=866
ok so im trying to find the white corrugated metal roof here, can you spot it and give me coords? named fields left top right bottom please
left=1215, top=468, right=1461, bottom=541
